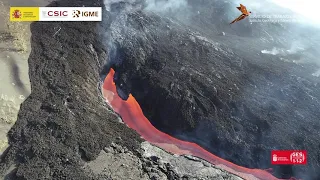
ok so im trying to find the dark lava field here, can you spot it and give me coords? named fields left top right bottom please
left=105, top=0, right=320, bottom=179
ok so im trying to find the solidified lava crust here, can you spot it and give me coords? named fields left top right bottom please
left=0, top=0, right=144, bottom=179
left=106, top=1, right=320, bottom=179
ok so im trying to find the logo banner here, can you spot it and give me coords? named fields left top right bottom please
left=271, top=150, right=307, bottom=165
left=10, top=7, right=39, bottom=21
left=10, top=7, right=102, bottom=21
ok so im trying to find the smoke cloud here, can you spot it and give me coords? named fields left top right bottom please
left=231, top=0, right=320, bottom=70
left=143, top=0, right=187, bottom=13
left=312, top=69, right=320, bottom=77
left=103, top=0, right=188, bottom=13
left=261, top=47, right=285, bottom=56
left=270, top=0, right=320, bottom=26
left=261, top=41, right=305, bottom=56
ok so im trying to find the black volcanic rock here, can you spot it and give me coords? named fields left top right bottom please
left=106, top=1, right=320, bottom=179
left=0, top=0, right=247, bottom=179
left=0, top=0, right=144, bottom=179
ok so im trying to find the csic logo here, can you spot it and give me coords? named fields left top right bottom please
left=72, top=10, right=99, bottom=18
left=12, top=9, right=22, bottom=19
left=42, top=10, right=68, bottom=17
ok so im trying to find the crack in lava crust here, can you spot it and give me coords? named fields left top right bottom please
left=102, top=68, right=295, bottom=180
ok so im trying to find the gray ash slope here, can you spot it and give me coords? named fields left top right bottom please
left=106, top=0, right=320, bottom=179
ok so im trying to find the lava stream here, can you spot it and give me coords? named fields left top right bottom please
left=102, top=68, right=294, bottom=180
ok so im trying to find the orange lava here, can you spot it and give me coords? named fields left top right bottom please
left=102, top=68, right=294, bottom=180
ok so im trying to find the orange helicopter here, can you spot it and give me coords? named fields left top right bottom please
left=230, top=4, right=251, bottom=24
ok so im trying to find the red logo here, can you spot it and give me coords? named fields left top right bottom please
left=271, top=150, right=307, bottom=165
left=12, top=10, right=22, bottom=19
left=45, top=11, right=68, bottom=16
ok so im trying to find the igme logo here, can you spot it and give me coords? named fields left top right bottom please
left=72, top=10, right=99, bottom=18
left=73, top=10, right=80, bottom=18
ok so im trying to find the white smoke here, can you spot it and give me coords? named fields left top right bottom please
left=286, top=41, right=305, bottom=54
left=261, top=47, right=285, bottom=55
left=261, top=41, right=305, bottom=56
left=270, top=0, right=320, bottom=26
left=144, top=0, right=187, bottom=13
left=312, top=69, right=320, bottom=77
left=103, top=0, right=187, bottom=13
left=104, top=0, right=141, bottom=12
left=104, top=0, right=122, bottom=11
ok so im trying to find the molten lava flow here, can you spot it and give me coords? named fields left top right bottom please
left=102, top=68, right=294, bottom=180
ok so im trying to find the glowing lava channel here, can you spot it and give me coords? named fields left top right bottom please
left=102, top=68, right=295, bottom=180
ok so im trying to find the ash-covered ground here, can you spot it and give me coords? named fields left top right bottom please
left=0, top=0, right=248, bottom=179
left=105, top=0, right=320, bottom=179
